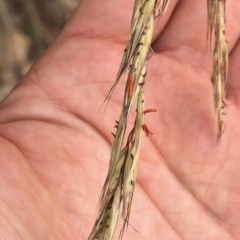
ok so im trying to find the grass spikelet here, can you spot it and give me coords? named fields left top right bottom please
left=207, top=0, right=228, bottom=140
left=102, top=0, right=170, bottom=108
left=207, top=0, right=218, bottom=44
left=155, top=0, right=170, bottom=16
left=88, top=1, right=170, bottom=240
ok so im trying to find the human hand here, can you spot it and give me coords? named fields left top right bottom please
left=0, top=1, right=240, bottom=239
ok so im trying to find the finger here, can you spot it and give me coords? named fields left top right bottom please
left=61, top=0, right=179, bottom=43
left=153, top=0, right=240, bottom=54
left=227, top=38, right=240, bottom=105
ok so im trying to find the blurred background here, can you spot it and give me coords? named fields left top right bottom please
left=0, top=0, right=80, bottom=101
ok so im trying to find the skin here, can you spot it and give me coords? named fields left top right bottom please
left=0, top=0, right=240, bottom=239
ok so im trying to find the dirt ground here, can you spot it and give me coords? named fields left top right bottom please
left=0, top=0, right=79, bottom=101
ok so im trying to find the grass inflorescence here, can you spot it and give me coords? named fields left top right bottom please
left=207, top=0, right=228, bottom=140
left=88, top=1, right=170, bottom=240
left=89, top=0, right=229, bottom=239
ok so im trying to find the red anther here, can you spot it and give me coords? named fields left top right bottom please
left=128, top=73, right=134, bottom=97
left=142, top=124, right=153, bottom=137
left=144, top=109, right=157, bottom=114
left=220, top=64, right=226, bottom=73
left=222, top=98, right=230, bottom=108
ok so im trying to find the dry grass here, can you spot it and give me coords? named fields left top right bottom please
left=89, top=0, right=229, bottom=239
left=0, top=0, right=79, bottom=101
left=88, top=1, right=170, bottom=239
left=207, top=0, right=228, bottom=140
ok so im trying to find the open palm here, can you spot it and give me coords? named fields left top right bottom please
left=0, top=0, right=240, bottom=239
